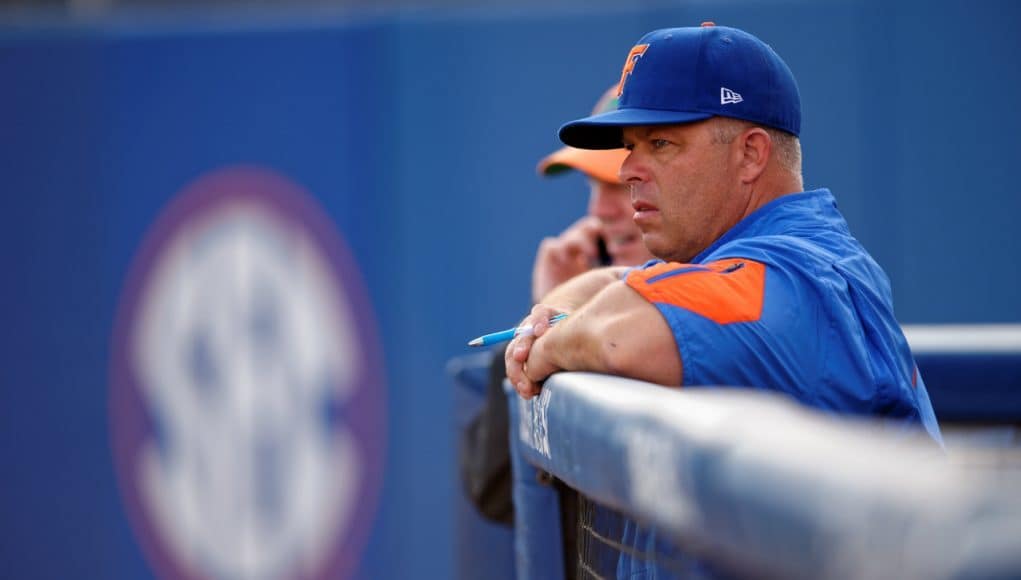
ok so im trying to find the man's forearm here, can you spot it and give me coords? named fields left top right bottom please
left=529, top=280, right=683, bottom=386
left=531, top=307, right=608, bottom=377
left=509, top=268, right=677, bottom=399
left=539, top=266, right=627, bottom=312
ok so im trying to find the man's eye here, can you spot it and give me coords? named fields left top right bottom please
left=623, top=143, right=635, bottom=151
left=651, top=139, right=670, bottom=149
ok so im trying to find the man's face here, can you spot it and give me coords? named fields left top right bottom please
left=587, top=178, right=654, bottom=267
left=620, top=119, right=745, bottom=263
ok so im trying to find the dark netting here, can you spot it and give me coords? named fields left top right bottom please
left=576, top=494, right=626, bottom=579
left=575, top=494, right=711, bottom=579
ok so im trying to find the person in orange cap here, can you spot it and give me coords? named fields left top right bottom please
left=531, top=86, right=655, bottom=303
left=460, top=86, right=654, bottom=540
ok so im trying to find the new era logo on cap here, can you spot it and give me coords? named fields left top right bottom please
left=721, top=87, right=743, bottom=105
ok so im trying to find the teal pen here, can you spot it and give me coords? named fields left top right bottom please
left=467, top=313, right=568, bottom=347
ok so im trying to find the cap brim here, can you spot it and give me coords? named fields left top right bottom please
left=537, top=146, right=629, bottom=184
left=559, top=108, right=714, bottom=150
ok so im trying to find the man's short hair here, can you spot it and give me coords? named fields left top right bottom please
left=709, top=117, right=802, bottom=178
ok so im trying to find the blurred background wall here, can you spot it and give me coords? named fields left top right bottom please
left=0, top=0, right=1018, bottom=578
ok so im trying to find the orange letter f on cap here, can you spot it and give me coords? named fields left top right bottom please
left=617, top=44, right=649, bottom=97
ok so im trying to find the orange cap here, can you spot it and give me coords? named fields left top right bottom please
left=537, top=147, right=629, bottom=184
left=536, top=85, right=628, bottom=184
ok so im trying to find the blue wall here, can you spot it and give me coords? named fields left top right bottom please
left=1, top=1, right=1018, bottom=578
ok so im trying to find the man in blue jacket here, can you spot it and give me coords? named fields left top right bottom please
left=505, top=23, right=942, bottom=444
left=505, top=22, right=942, bottom=579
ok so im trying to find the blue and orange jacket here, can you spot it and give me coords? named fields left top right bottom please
left=625, top=188, right=942, bottom=442
left=613, top=188, right=942, bottom=579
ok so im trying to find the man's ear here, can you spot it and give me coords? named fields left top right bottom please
left=737, top=127, right=771, bottom=184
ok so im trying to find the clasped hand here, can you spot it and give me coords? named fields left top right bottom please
left=504, top=303, right=565, bottom=399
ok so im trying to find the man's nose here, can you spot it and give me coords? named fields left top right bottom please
left=618, top=150, right=645, bottom=184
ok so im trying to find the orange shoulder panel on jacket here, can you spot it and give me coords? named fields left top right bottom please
left=625, top=258, right=766, bottom=324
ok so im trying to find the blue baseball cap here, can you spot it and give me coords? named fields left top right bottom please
left=559, top=23, right=801, bottom=150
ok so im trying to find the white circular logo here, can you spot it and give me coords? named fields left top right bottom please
left=110, top=167, right=386, bottom=580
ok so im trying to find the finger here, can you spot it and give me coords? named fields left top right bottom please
left=519, top=340, right=552, bottom=397
left=548, top=237, right=590, bottom=267
left=545, top=217, right=604, bottom=271
left=555, top=218, right=602, bottom=262
left=504, top=347, right=518, bottom=382
left=508, top=321, right=540, bottom=390
left=529, top=305, right=557, bottom=336
left=559, top=238, right=598, bottom=265
left=515, top=376, right=541, bottom=399
left=533, top=316, right=558, bottom=338
left=523, top=367, right=546, bottom=387
left=526, top=306, right=559, bottom=336
left=567, top=215, right=604, bottom=241
left=534, top=237, right=559, bottom=264
left=510, top=349, right=530, bottom=397
left=507, top=355, right=529, bottom=394
left=505, top=336, right=527, bottom=385
left=512, top=340, right=531, bottom=361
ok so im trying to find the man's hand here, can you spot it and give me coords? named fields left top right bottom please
left=532, top=216, right=603, bottom=303
left=506, top=279, right=683, bottom=398
left=505, top=304, right=564, bottom=399
left=505, top=266, right=628, bottom=399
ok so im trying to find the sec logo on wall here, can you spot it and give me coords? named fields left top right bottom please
left=109, top=166, right=386, bottom=579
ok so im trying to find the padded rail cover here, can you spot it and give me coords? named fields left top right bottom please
left=508, top=373, right=1021, bottom=579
